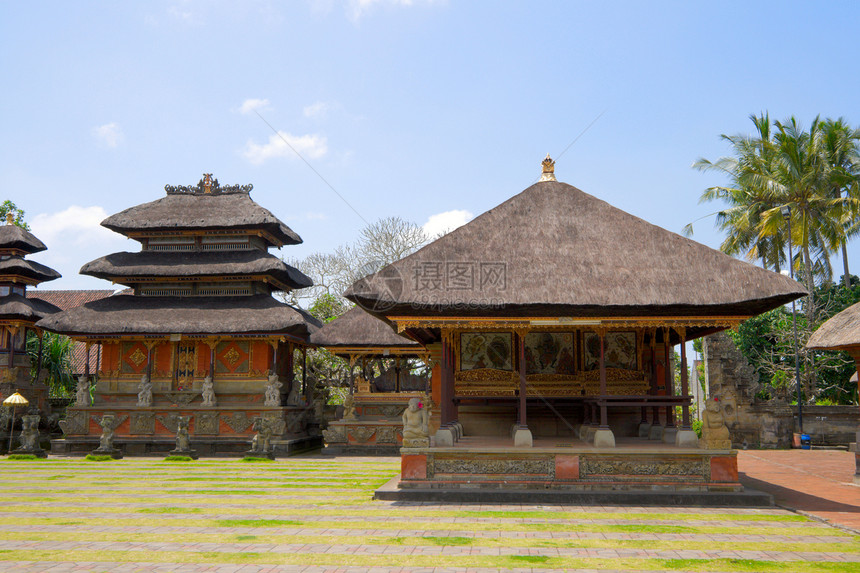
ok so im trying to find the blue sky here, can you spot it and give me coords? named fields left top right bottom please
left=2, top=1, right=858, bottom=293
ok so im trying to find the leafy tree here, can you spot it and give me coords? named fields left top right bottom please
left=0, top=200, right=29, bottom=230
left=26, top=331, right=75, bottom=397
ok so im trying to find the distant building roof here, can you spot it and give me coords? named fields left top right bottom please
left=310, top=306, right=422, bottom=351
left=28, top=289, right=117, bottom=311
left=806, top=302, right=860, bottom=352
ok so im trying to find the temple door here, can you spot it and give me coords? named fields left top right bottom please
left=175, top=342, right=196, bottom=391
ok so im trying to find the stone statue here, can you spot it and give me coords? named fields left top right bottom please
left=264, top=371, right=283, bottom=407
left=137, top=373, right=153, bottom=407
left=201, top=374, right=216, bottom=407
left=75, top=375, right=90, bottom=406
left=700, top=397, right=732, bottom=449
left=401, top=397, right=429, bottom=447
left=92, top=414, right=122, bottom=458
left=13, top=414, right=46, bottom=457
left=286, top=382, right=304, bottom=407
left=169, top=415, right=198, bottom=459
left=342, top=393, right=358, bottom=421
left=248, top=416, right=274, bottom=457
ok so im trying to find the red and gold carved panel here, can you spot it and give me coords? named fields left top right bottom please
left=250, top=341, right=272, bottom=375
left=216, top=341, right=250, bottom=374
left=120, top=342, right=149, bottom=374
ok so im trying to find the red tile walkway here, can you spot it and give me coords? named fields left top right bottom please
left=738, top=449, right=860, bottom=532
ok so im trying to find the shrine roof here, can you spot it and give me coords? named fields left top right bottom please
left=36, top=293, right=321, bottom=339
left=101, top=178, right=302, bottom=247
left=0, top=256, right=61, bottom=284
left=0, top=293, right=62, bottom=323
left=26, top=289, right=117, bottom=311
left=81, top=250, right=313, bottom=290
left=0, top=224, right=48, bottom=255
left=345, top=178, right=806, bottom=321
left=806, top=302, right=860, bottom=352
left=310, top=306, right=422, bottom=349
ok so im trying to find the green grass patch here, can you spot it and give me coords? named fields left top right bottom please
left=164, top=455, right=194, bottom=462
left=235, top=535, right=257, bottom=541
left=510, top=555, right=551, bottom=564
left=426, top=536, right=473, bottom=546
left=6, top=454, right=44, bottom=461
left=84, top=455, right=117, bottom=462
left=240, top=456, right=274, bottom=462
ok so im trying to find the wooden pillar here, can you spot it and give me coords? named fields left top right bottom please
left=440, top=336, right=454, bottom=425
left=210, top=343, right=216, bottom=378
left=34, top=330, right=44, bottom=382
left=650, top=329, right=659, bottom=425
left=7, top=327, right=16, bottom=367
left=85, top=341, right=91, bottom=378
left=679, top=328, right=691, bottom=429
left=599, top=330, right=608, bottom=428
left=395, top=356, right=401, bottom=393
left=146, top=342, right=153, bottom=379
left=302, top=347, right=307, bottom=397
left=518, top=332, right=527, bottom=427
left=664, top=328, right=674, bottom=427
left=348, top=354, right=357, bottom=394
left=286, top=342, right=294, bottom=390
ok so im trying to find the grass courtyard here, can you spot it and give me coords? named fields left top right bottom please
left=0, top=455, right=857, bottom=572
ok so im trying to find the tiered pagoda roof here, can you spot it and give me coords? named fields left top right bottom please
left=38, top=175, right=320, bottom=339
left=0, top=215, right=61, bottom=325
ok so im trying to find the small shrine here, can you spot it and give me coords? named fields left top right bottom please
left=0, top=214, right=62, bottom=419
left=806, top=301, right=860, bottom=483
left=348, top=156, right=806, bottom=501
left=311, top=306, right=430, bottom=454
left=40, top=175, right=322, bottom=456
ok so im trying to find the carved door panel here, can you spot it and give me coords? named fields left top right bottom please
left=175, top=343, right=196, bottom=390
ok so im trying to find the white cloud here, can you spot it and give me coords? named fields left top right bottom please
left=242, top=131, right=328, bottom=165
left=303, top=101, right=330, bottom=118
left=28, top=206, right=129, bottom=289
left=91, top=123, right=124, bottom=148
left=422, top=209, right=473, bottom=238
left=348, top=0, right=440, bottom=20
left=238, top=98, right=272, bottom=115
left=304, top=212, right=328, bottom=220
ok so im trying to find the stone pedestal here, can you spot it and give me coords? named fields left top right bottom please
left=662, top=426, right=678, bottom=444
left=244, top=449, right=275, bottom=459
left=583, top=425, right=598, bottom=444
left=434, top=427, right=455, bottom=447
left=675, top=429, right=699, bottom=448
left=638, top=422, right=651, bottom=438
left=12, top=446, right=47, bottom=458
left=513, top=426, right=533, bottom=447
left=649, top=424, right=664, bottom=440
left=593, top=428, right=615, bottom=448
left=168, top=448, right=199, bottom=459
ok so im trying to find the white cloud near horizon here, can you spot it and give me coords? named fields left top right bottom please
left=303, top=101, right=330, bottom=118
left=422, top=209, right=473, bottom=238
left=239, top=98, right=272, bottom=115
left=91, top=123, right=124, bottom=148
left=242, top=131, right=328, bottom=165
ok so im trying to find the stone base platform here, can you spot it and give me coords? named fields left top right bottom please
left=50, top=435, right=322, bottom=457
left=322, top=419, right=403, bottom=455
left=381, top=435, right=764, bottom=506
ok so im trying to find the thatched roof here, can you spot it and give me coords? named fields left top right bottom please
left=101, top=192, right=302, bottom=247
left=36, top=293, right=321, bottom=338
left=0, top=225, right=47, bottom=254
left=0, top=257, right=61, bottom=284
left=81, top=250, right=312, bottom=290
left=0, top=293, right=61, bottom=322
left=310, top=307, right=422, bottom=349
left=806, top=302, right=860, bottom=352
left=346, top=180, right=805, bottom=320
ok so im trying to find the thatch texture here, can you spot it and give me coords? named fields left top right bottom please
left=0, top=294, right=61, bottom=322
left=37, top=293, right=321, bottom=338
left=0, top=257, right=61, bottom=284
left=346, top=180, right=805, bottom=319
left=806, top=302, right=860, bottom=352
left=81, top=250, right=312, bottom=290
left=101, top=192, right=302, bottom=246
left=310, top=307, right=421, bottom=349
left=0, top=225, right=47, bottom=254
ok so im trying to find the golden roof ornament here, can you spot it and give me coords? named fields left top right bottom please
left=6, top=213, right=14, bottom=225
left=540, top=154, right=556, bottom=182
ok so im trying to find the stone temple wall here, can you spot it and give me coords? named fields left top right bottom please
left=703, top=331, right=859, bottom=448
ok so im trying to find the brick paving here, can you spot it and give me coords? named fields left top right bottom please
left=0, top=455, right=857, bottom=572
left=738, top=449, right=860, bottom=532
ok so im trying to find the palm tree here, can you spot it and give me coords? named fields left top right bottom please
left=819, top=117, right=860, bottom=287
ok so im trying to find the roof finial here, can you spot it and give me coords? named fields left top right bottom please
left=5, top=212, right=14, bottom=225
left=540, top=154, right=556, bottom=182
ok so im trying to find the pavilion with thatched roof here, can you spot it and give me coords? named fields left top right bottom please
left=349, top=156, right=805, bottom=500
left=807, top=301, right=860, bottom=483
left=0, top=214, right=61, bottom=417
left=311, top=306, right=430, bottom=454
left=40, top=174, right=322, bottom=457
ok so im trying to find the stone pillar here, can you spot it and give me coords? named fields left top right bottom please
left=648, top=330, right=664, bottom=440
left=662, top=330, right=678, bottom=444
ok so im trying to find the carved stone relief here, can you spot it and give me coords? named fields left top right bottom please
left=579, top=456, right=707, bottom=480
left=195, top=412, right=219, bottom=435
left=375, top=426, right=397, bottom=444
left=432, top=457, right=553, bottom=478
left=322, top=427, right=347, bottom=444
left=221, top=412, right=254, bottom=433
left=58, top=410, right=88, bottom=435
left=130, top=412, right=155, bottom=435
left=156, top=413, right=182, bottom=434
